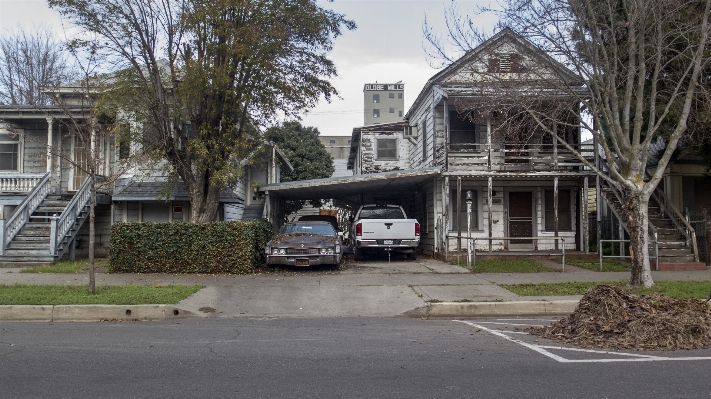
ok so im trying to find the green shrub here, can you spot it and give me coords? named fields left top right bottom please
left=109, top=219, right=275, bottom=274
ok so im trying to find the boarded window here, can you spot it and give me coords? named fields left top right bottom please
left=544, top=189, right=572, bottom=230
left=376, top=138, right=397, bottom=160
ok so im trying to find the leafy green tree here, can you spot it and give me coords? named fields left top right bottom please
left=266, top=121, right=334, bottom=216
left=49, top=0, right=355, bottom=223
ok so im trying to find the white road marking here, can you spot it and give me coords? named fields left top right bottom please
left=456, top=320, right=711, bottom=363
left=475, top=321, right=547, bottom=327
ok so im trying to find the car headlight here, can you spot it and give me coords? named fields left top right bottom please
left=320, top=248, right=334, bottom=255
left=272, top=248, right=286, bottom=255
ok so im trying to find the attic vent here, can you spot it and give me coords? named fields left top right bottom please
left=488, top=53, right=525, bottom=73
left=499, top=54, right=511, bottom=71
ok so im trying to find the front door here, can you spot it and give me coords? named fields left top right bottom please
left=508, top=191, right=533, bottom=250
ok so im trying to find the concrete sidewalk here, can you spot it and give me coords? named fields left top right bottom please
left=1, top=257, right=710, bottom=321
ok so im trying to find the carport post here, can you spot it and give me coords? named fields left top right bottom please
left=467, top=190, right=473, bottom=268
left=457, top=177, right=462, bottom=264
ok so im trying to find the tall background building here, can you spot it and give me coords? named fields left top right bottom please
left=363, top=82, right=404, bottom=125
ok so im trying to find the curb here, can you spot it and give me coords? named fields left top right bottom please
left=0, top=305, right=195, bottom=322
left=403, top=300, right=579, bottom=318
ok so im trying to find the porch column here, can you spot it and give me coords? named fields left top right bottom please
left=488, top=176, right=492, bottom=253
left=554, top=177, right=559, bottom=251
left=443, top=176, right=450, bottom=259
left=486, top=116, right=492, bottom=172
left=583, top=177, right=589, bottom=253
left=457, top=177, right=462, bottom=257
left=46, top=117, right=53, bottom=174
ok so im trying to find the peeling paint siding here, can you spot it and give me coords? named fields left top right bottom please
left=360, top=132, right=410, bottom=174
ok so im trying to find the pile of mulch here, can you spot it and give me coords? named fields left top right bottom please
left=528, top=285, right=711, bottom=351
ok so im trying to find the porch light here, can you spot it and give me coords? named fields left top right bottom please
left=466, top=190, right=473, bottom=202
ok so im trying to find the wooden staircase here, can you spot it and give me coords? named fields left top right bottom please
left=1, top=194, right=89, bottom=265
left=600, top=183, right=702, bottom=269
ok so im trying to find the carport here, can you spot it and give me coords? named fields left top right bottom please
left=258, top=167, right=441, bottom=227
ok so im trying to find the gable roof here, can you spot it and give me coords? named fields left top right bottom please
left=405, top=27, right=584, bottom=120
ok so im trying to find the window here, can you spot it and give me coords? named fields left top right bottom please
left=421, top=122, right=428, bottom=163
left=347, top=140, right=351, bottom=144
left=329, top=139, right=336, bottom=144
left=398, top=111, right=403, bottom=117
left=376, top=138, right=397, bottom=159
left=398, top=93, right=403, bottom=99
left=373, top=109, right=380, bottom=118
left=373, top=94, right=380, bottom=103
left=0, top=133, right=19, bottom=171
left=544, top=189, right=572, bottom=230
left=450, top=189, right=478, bottom=231
left=449, top=111, right=483, bottom=150
left=389, top=93, right=394, bottom=99
left=389, top=107, right=394, bottom=113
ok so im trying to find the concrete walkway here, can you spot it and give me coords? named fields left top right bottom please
left=1, top=257, right=710, bottom=321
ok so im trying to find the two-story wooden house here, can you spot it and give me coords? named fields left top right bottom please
left=0, top=86, right=289, bottom=263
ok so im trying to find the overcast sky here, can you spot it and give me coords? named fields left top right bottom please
left=0, top=0, right=498, bottom=136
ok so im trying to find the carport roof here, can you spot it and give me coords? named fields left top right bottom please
left=259, top=167, right=441, bottom=200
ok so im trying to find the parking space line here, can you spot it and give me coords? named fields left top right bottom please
left=455, top=320, right=711, bottom=363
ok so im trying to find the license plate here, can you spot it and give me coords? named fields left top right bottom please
left=383, top=240, right=394, bottom=245
left=295, top=259, right=309, bottom=266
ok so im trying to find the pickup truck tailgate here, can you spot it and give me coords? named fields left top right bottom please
left=360, top=219, right=416, bottom=240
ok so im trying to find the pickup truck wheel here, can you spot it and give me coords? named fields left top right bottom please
left=353, top=247, right=364, bottom=261
left=408, top=251, right=418, bottom=260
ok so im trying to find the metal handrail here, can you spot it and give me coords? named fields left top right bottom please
left=599, top=234, right=659, bottom=271
left=452, top=236, right=567, bottom=272
left=49, top=176, right=92, bottom=256
left=0, top=172, right=50, bottom=255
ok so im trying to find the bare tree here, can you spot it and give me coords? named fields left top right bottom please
left=0, top=26, right=76, bottom=105
left=425, top=0, right=711, bottom=287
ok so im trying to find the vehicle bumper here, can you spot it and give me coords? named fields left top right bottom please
left=266, top=254, right=341, bottom=266
left=356, top=239, right=419, bottom=250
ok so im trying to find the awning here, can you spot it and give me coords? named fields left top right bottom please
left=259, top=167, right=441, bottom=201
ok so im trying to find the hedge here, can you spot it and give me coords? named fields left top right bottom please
left=109, top=219, right=275, bottom=274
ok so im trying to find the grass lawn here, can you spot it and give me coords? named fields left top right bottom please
left=0, top=284, right=203, bottom=305
left=450, top=257, right=559, bottom=273
left=20, top=259, right=109, bottom=274
left=557, top=256, right=631, bottom=272
left=501, top=280, right=711, bottom=299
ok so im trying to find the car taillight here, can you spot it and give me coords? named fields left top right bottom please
left=415, top=223, right=420, bottom=237
left=356, top=222, right=362, bottom=236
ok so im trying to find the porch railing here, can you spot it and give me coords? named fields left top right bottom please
left=0, top=172, right=51, bottom=255
left=447, top=142, right=595, bottom=171
left=0, top=173, right=46, bottom=192
left=50, top=176, right=92, bottom=256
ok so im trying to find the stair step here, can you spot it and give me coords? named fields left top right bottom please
left=657, top=247, right=693, bottom=256
left=7, top=242, right=50, bottom=250
left=657, top=254, right=697, bottom=263
left=2, top=249, right=55, bottom=257
left=34, top=207, right=67, bottom=213
left=40, top=200, right=70, bottom=207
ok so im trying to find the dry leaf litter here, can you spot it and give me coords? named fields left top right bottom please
left=528, top=284, right=711, bottom=351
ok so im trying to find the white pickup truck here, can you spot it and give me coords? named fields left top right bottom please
left=351, top=204, right=420, bottom=261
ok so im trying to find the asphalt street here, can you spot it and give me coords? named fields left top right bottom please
left=2, top=317, right=711, bottom=398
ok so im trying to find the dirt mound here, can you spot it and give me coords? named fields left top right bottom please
left=529, top=285, right=711, bottom=351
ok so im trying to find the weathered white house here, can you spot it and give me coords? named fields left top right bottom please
left=263, top=28, right=595, bottom=257
left=0, top=86, right=290, bottom=263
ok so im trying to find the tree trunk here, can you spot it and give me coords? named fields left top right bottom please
left=622, top=190, right=654, bottom=287
left=88, top=174, right=96, bottom=294
left=187, top=184, right=221, bottom=224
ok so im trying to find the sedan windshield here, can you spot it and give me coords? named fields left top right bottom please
left=281, top=223, right=335, bottom=236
